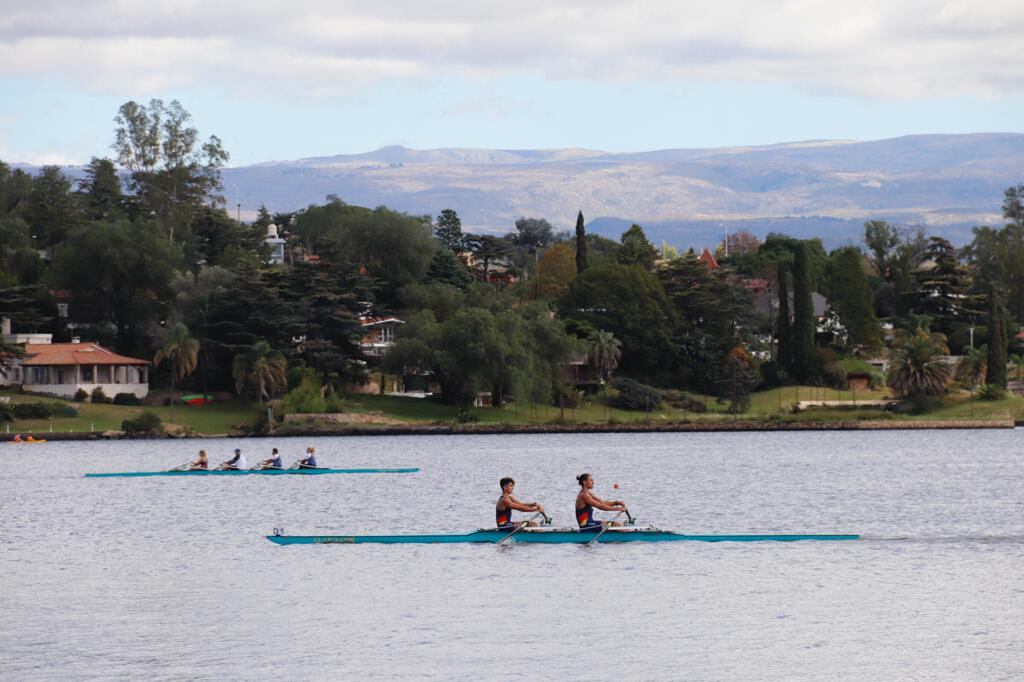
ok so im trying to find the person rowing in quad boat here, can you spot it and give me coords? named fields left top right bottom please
left=575, top=473, right=629, bottom=531
left=219, top=448, right=248, bottom=470
left=188, top=450, right=209, bottom=470
left=256, top=448, right=283, bottom=470
left=297, top=447, right=317, bottom=469
left=495, top=477, right=547, bottom=529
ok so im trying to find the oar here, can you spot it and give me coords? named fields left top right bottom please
left=498, top=511, right=543, bottom=545
left=588, top=510, right=626, bottom=545
left=168, top=462, right=192, bottom=472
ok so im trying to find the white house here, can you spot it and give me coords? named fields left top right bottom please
left=19, top=342, right=150, bottom=398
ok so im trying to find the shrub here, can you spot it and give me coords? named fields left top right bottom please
left=609, top=378, right=663, bottom=412
left=975, top=384, right=1006, bottom=401
left=552, top=385, right=582, bottom=409
left=324, top=393, right=346, bottom=413
left=456, top=409, right=479, bottom=423
left=90, top=387, right=111, bottom=404
left=283, top=376, right=327, bottom=414
left=12, top=401, right=57, bottom=419
left=73, top=388, right=89, bottom=402
left=121, top=411, right=164, bottom=435
left=662, top=389, right=707, bottom=413
left=113, top=392, right=142, bottom=405
left=51, top=403, right=79, bottom=418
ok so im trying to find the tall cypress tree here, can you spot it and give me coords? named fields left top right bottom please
left=575, top=210, right=588, bottom=273
left=986, top=288, right=1008, bottom=388
left=791, top=242, right=816, bottom=381
left=776, top=261, right=791, bottom=372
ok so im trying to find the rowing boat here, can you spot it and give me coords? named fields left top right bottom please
left=84, top=467, right=419, bottom=478
left=266, top=527, right=859, bottom=544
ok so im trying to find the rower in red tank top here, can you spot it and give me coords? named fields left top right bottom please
left=495, top=477, right=546, bottom=530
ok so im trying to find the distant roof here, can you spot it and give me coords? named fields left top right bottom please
left=22, top=343, right=149, bottom=366
left=698, top=248, right=720, bottom=269
left=360, top=317, right=404, bottom=327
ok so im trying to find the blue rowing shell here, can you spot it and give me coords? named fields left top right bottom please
left=266, top=529, right=860, bottom=544
left=84, top=467, right=419, bottom=478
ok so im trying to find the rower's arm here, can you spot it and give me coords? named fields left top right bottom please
left=507, top=495, right=544, bottom=513
left=583, top=491, right=626, bottom=512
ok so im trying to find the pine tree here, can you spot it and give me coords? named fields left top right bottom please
left=434, top=209, right=463, bottom=251
left=791, top=242, right=815, bottom=381
left=575, top=210, right=587, bottom=273
left=776, top=261, right=791, bottom=371
left=985, top=288, right=1008, bottom=388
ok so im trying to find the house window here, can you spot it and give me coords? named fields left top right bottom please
left=57, top=303, right=69, bottom=318
left=81, top=366, right=94, bottom=382
left=378, top=326, right=395, bottom=344
left=31, top=367, right=48, bottom=384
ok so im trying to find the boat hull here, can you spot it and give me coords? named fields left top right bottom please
left=266, top=528, right=860, bottom=544
left=85, top=467, right=419, bottom=478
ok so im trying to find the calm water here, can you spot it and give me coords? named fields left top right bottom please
left=2, top=430, right=1022, bottom=681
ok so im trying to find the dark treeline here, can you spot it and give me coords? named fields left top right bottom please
left=2, top=101, right=1023, bottom=411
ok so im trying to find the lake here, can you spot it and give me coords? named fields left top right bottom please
left=2, top=430, right=1022, bottom=680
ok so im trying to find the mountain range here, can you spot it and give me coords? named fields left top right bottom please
left=18, top=133, right=1024, bottom=250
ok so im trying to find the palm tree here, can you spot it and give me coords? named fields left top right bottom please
left=588, top=330, right=622, bottom=382
left=955, top=346, right=987, bottom=390
left=233, top=340, right=288, bottom=404
left=154, top=323, right=199, bottom=423
left=887, top=329, right=952, bottom=401
left=588, top=330, right=621, bottom=420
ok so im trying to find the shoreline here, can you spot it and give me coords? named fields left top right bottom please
left=3, top=418, right=1016, bottom=441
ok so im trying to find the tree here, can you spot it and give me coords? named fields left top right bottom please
left=617, top=224, right=658, bottom=270
left=434, top=209, right=464, bottom=251
left=914, top=237, right=972, bottom=336
left=463, top=234, right=512, bottom=283
left=112, top=99, right=229, bottom=238
left=887, top=329, right=952, bottom=402
left=513, top=217, right=554, bottom=251
left=559, top=263, right=674, bottom=382
left=76, top=157, right=124, bottom=221
left=233, top=340, right=287, bottom=403
left=575, top=211, right=588, bottom=273
left=956, top=346, right=987, bottom=389
left=533, top=243, right=577, bottom=300
left=985, top=288, right=1008, bottom=389
left=153, top=322, right=200, bottom=422
left=791, top=242, right=816, bottom=381
left=425, top=247, right=472, bottom=290
left=26, top=166, right=79, bottom=248
left=50, top=219, right=179, bottom=353
left=587, top=330, right=622, bottom=382
left=826, top=247, right=881, bottom=347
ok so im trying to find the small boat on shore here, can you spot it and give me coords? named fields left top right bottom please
left=85, top=467, right=419, bottom=478
left=266, top=527, right=860, bottom=545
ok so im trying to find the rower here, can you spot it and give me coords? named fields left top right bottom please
left=575, top=473, right=628, bottom=531
left=189, top=450, right=209, bottom=470
left=258, top=448, right=283, bottom=469
left=12, top=434, right=22, bottom=442
left=222, top=448, right=248, bottom=470
left=297, top=446, right=317, bottom=469
left=495, top=477, right=546, bottom=529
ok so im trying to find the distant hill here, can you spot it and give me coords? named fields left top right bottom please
left=17, top=134, right=1024, bottom=249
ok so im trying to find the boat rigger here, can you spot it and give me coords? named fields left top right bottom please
left=84, top=467, right=419, bottom=478
left=266, top=527, right=860, bottom=544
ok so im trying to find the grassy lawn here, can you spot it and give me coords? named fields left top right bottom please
left=4, top=385, right=1020, bottom=436
left=0, top=389, right=260, bottom=435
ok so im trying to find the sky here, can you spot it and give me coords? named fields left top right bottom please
left=1, top=0, right=1022, bottom=167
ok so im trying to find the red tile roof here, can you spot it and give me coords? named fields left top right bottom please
left=699, top=248, right=720, bottom=269
left=22, top=343, right=149, bottom=366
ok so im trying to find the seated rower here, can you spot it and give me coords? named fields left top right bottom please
left=12, top=434, right=22, bottom=443
left=221, top=448, right=248, bottom=470
left=495, top=477, right=546, bottom=529
left=575, top=473, right=628, bottom=531
left=189, top=450, right=209, bottom=470
left=26, top=434, right=36, bottom=442
left=257, top=448, right=284, bottom=469
left=297, top=446, right=317, bottom=469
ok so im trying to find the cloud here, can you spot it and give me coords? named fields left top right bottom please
left=1, top=1, right=1022, bottom=99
